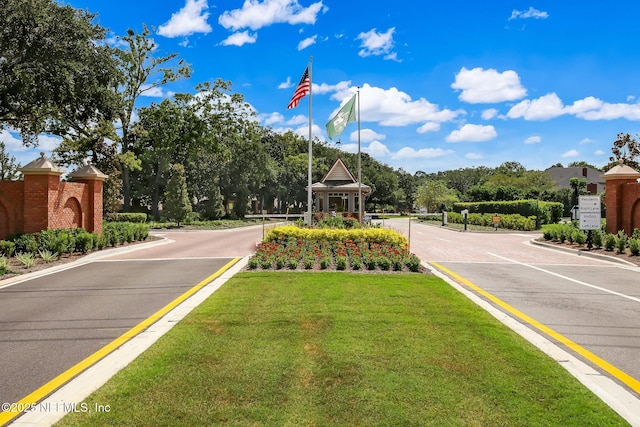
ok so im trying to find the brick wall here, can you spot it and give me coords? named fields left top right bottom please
left=605, top=178, right=640, bottom=235
left=0, top=176, right=103, bottom=240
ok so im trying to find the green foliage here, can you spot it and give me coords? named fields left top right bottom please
left=16, top=252, right=36, bottom=269
left=604, top=233, right=617, bottom=251
left=38, top=249, right=59, bottom=263
left=629, top=239, right=640, bottom=256
left=616, top=231, right=628, bottom=254
left=0, top=0, right=119, bottom=142
left=0, top=255, right=9, bottom=275
left=0, top=141, right=21, bottom=179
left=10, top=234, right=38, bottom=254
left=414, top=180, right=459, bottom=212
left=106, top=213, right=147, bottom=223
left=437, top=212, right=537, bottom=231
left=453, top=200, right=562, bottom=226
left=0, top=240, right=15, bottom=257
left=592, top=229, right=603, bottom=249
left=164, top=164, right=192, bottom=226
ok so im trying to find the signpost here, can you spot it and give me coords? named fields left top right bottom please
left=578, top=195, right=601, bottom=250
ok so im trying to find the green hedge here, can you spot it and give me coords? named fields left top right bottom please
left=1, top=223, right=150, bottom=256
left=105, top=212, right=148, bottom=223
left=453, top=200, right=563, bottom=225
left=422, top=212, right=537, bottom=231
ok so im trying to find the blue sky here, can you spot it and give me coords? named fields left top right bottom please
left=5, top=0, right=640, bottom=174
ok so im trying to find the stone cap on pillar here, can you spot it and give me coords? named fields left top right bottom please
left=18, top=152, right=65, bottom=176
left=68, top=163, right=109, bottom=181
left=602, top=160, right=640, bottom=181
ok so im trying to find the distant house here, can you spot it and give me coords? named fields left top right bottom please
left=544, top=166, right=605, bottom=194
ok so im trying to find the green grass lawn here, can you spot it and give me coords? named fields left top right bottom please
left=57, top=273, right=626, bottom=426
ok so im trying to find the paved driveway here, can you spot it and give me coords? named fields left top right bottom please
left=0, top=225, right=264, bottom=416
left=383, top=218, right=640, bottom=397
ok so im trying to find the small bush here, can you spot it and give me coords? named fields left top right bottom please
left=629, top=238, right=640, bottom=256
left=616, top=231, right=628, bottom=254
left=604, top=233, right=617, bottom=251
left=11, top=234, right=38, bottom=254
left=0, top=240, right=15, bottom=257
left=16, top=252, right=36, bottom=269
left=0, top=256, right=10, bottom=275
left=38, top=249, right=59, bottom=263
left=591, top=229, right=603, bottom=249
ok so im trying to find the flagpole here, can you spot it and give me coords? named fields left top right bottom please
left=357, top=86, right=362, bottom=225
left=306, top=57, right=313, bottom=225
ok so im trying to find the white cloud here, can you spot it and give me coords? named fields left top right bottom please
left=594, top=149, right=606, bottom=156
left=507, top=93, right=565, bottom=120
left=481, top=108, right=499, bottom=120
left=286, top=114, right=308, bottom=126
left=466, top=152, right=483, bottom=159
left=36, top=135, right=62, bottom=151
left=392, top=147, right=454, bottom=160
left=356, top=27, right=397, bottom=59
left=278, top=77, right=292, bottom=89
left=417, top=122, right=441, bottom=133
left=353, top=128, right=386, bottom=143
left=524, top=136, right=541, bottom=144
left=338, top=141, right=391, bottom=157
left=297, top=35, right=317, bottom=50
left=452, top=67, right=527, bottom=103
left=507, top=93, right=640, bottom=121
left=0, top=129, right=25, bottom=151
left=579, top=137, right=595, bottom=144
left=446, top=124, right=497, bottom=142
left=158, top=0, right=212, bottom=37
left=562, top=149, right=579, bottom=158
left=329, top=83, right=463, bottom=131
left=220, top=31, right=258, bottom=46
left=315, top=80, right=352, bottom=96
left=260, top=112, right=284, bottom=125
left=140, top=85, right=166, bottom=97
left=218, top=0, right=325, bottom=31
left=509, top=7, right=549, bottom=20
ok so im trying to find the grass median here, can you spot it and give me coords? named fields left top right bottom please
left=57, top=272, right=626, bottom=426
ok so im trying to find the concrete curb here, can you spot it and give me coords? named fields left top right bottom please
left=529, top=238, right=638, bottom=267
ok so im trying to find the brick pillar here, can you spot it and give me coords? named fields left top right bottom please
left=603, top=162, right=640, bottom=235
left=18, top=153, right=64, bottom=234
left=68, top=164, right=108, bottom=235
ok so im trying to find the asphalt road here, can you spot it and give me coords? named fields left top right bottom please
left=384, top=218, right=640, bottom=395
left=0, top=225, right=264, bottom=408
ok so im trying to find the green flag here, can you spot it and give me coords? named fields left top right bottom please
left=326, top=94, right=356, bottom=139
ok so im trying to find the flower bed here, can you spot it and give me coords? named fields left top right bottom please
left=248, top=226, right=422, bottom=272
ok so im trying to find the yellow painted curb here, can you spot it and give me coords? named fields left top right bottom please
left=429, top=261, right=640, bottom=395
left=0, top=257, right=240, bottom=426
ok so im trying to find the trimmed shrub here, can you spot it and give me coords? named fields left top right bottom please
left=629, top=238, right=640, bottom=256
left=105, top=213, right=147, bottom=223
left=604, top=233, right=616, bottom=251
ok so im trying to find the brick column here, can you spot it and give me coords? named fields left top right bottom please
left=18, top=153, right=64, bottom=234
left=603, top=162, right=640, bottom=235
left=68, top=164, right=108, bottom=234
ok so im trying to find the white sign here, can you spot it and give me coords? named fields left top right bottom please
left=578, top=196, right=601, bottom=230
left=579, top=196, right=601, bottom=213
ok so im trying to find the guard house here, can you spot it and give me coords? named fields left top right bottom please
left=311, top=157, right=371, bottom=214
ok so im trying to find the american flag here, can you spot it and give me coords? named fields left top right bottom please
left=286, top=66, right=310, bottom=109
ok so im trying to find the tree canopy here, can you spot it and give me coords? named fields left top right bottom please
left=0, top=0, right=118, bottom=143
